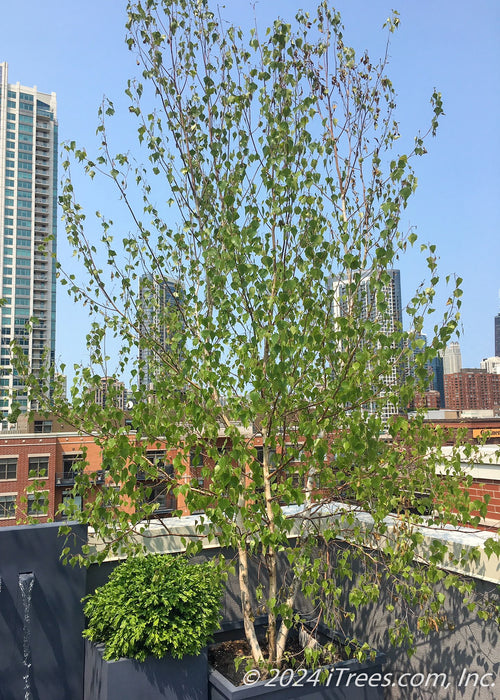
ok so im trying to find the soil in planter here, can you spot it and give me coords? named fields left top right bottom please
left=209, top=629, right=344, bottom=687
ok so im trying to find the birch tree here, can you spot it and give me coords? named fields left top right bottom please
left=16, top=0, right=498, bottom=669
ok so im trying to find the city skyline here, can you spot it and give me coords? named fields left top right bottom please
left=0, top=0, right=499, bottom=380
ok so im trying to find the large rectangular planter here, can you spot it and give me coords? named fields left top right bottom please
left=84, top=639, right=208, bottom=700
left=208, top=623, right=386, bottom=700
left=0, top=522, right=87, bottom=700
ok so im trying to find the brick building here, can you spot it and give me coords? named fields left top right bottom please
left=444, top=369, right=500, bottom=411
left=0, top=430, right=103, bottom=524
left=438, top=444, right=500, bottom=531
left=424, top=415, right=500, bottom=445
left=0, top=416, right=237, bottom=526
left=425, top=415, right=500, bottom=530
left=2, top=415, right=498, bottom=531
left=414, top=389, right=441, bottom=410
left=0, top=429, right=195, bottom=526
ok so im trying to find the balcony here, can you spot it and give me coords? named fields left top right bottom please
left=55, top=471, right=76, bottom=486
left=144, top=486, right=176, bottom=517
left=152, top=503, right=176, bottom=516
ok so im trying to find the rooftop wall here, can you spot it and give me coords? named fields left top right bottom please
left=0, top=517, right=498, bottom=700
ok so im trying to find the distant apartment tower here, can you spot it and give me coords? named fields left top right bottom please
left=138, top=274, right=183, bottom=389
left=443, top=342, right=462, bottom=375
left=495, top=313, right=500, bottom=357
left=330, top=269, right=403, bottom=421
left=444, top=369, right=500, bottom=411
left=94, top=377, right=127, bottom=410
left=0, top=63, right=57, bottom=421
left=480, top=357, right=500, bottom=375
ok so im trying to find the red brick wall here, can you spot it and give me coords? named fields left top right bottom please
left=445, top=370, right=500, bottom=411
left=0, top=434, right=58, bottom=524
left=2, top=429, right=499, bottom=532
left=466, top=478, right=500, bottom=526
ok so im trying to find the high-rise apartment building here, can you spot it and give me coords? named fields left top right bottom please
left=444, top=369, right=500, bottom=411
left=0, top=63, right=57, bottom=421
left=138, top=274, right=183, bottom=389
left=330, top=269, right=403, bottom=331
left=495, top=313, right=500, bottom=358
left=94, top=377, right=128, bottom=410
left=480, top=357, right=500, bottom=375
left=330, top=268, right=403, bottom=422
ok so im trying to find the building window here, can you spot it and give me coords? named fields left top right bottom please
left=100, top=485, right=120, bottom=509
left=0, top=457, right=17, bottom=480
left=255, top=446, right=277, bottom=467
left=146, top=484, right=176, bottom=516
left=0, top=494, right=16, bottom=518
left=28, top=456, right=49, bottom=478
left=146, top=450, right=166, bottom=466
left=190, top=450, right=204, bottom=467
left=217, top=440, right=230, bottom=455
left=27, top=491, right=48, bottom=516
left=145, top=450, right=173, bottom=477
left=190, top=450, right=205, bottom=486
left=62, top=491, right=82, bottom=513
left=64, top=453, right=82, bottom=478
left=34, top=420, right=52, bottom=433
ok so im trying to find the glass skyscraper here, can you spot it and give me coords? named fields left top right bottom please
left=0, top=63, right=57, bottom=422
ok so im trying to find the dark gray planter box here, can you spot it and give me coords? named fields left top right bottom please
left=0, top=522, right=87, bottom=700
left=84, top=639, right=208, bottom=700
left=208, top=623, right=386, bottom=700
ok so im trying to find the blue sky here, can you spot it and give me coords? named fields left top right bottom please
left=1, top=0, right=499, bottom=371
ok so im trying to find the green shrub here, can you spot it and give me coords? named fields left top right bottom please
left=83, top=554, right=223, bottom=661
